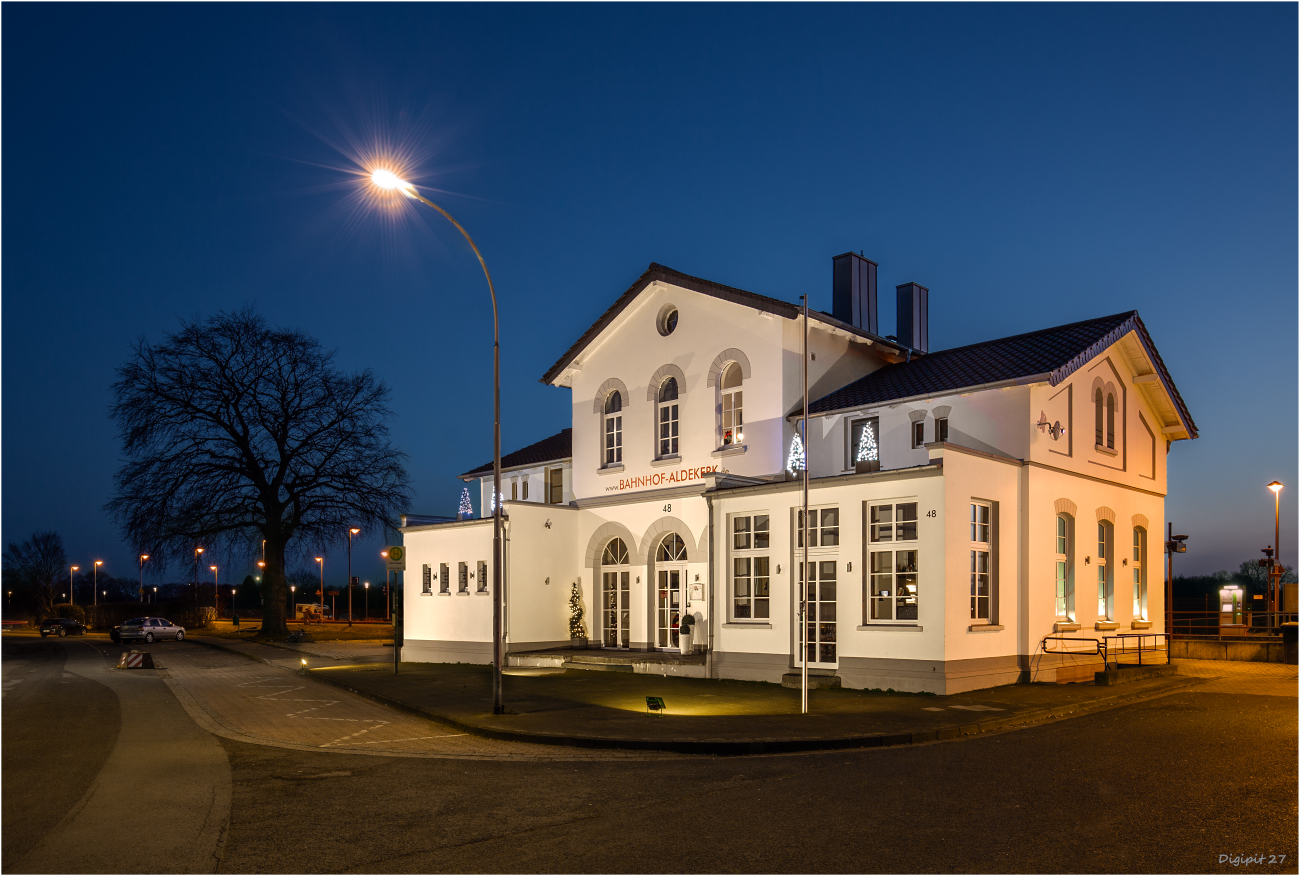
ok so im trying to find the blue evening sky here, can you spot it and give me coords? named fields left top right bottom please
left=3, top=3, right=1295, bottom=586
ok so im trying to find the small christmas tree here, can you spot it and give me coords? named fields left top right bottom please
left=568, top=581, right=587, bottom=640
left=786, top=433, right=806, bottom=473
left=856, top=423, right=878, bottom=463
left=458, top=488, right=473, bottom=519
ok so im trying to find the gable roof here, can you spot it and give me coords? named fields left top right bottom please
left=540, top=263, right=906, bottom=386
left=807, top=311, right=1198, bottom=438
left=460, top=428, right=572, bottom=479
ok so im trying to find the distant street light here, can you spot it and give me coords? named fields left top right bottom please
left=315, top=557, right=324, bottom=616
left=289, top=584, right=296, bottom=619
left=69, top=566, right=79, bottom=606
left=210, top=565, right=218, bottom=609
left=139, top=554, right=150, bottom=603
left=153, top=585, right=158, bottom=604
left=364, top=581, right=370, bottom=621
left=347, top=527, right=361, bottom=626
left=1268, top=481, right=1284, bottom=618
left=369, top=168, right=503, bottom=715
left=94, top=561, right=103, bottom=607
left=194, top=546, right=205, bottom=598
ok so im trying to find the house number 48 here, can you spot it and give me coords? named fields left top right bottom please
left=926, top=510, right=937, bottom=518
left=663, top=504, right=672, bottom=512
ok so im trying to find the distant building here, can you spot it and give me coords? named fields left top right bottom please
left=401, top=255, right=1196, bottom=693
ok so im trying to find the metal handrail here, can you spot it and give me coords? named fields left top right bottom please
left=1102, top=633, right=1170, bottom=670
left=1040, top=635, right=1107, bottom=667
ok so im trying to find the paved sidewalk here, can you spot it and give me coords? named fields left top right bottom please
left=1173, top=658, right=1297, bottom=696
left=194, top=636, right=1208, bottom=755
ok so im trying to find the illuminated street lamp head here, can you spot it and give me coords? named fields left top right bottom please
left=370, top=169, right=410, bottom=192
left=257, top=561, right=266, bottom=569
left=71, top=565, right=79, bottom=572
left=210, top=565, right=218, bottom=572
left=95, top=560, right=103, bottom=567
left=315, top=557, right=323, bottom=564
left=1268, top=481, right=1284, bottom=493
left=350, top=528, right=361, bottom=535
left=380, top=550, right=388, bottom=559
left=196, top=547, right=204, bottom=554
left=140, top=554, right=149, bottom=561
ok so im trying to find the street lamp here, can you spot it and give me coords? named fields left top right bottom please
left=210, top=565, right=218, bottom=609
left=153, top=585, right=158, bottom=604
left=139, top=554, right=150, bottom=603
left=1268, top=482, right=1284, bottom=618
left=347, top=527, right=361, bottom=625
left=94, top=561, right=103, bottom=607
left=289, top=584, right=296, bottom=619
left=315, top=557, right=324, bottom=619
left=232, top=587, right=237, bottom=620
left=194, top=546, right=205, bottom=598
left=69, top=566, right=79, bottom=606
left=381, top=550, right=392, bottom=623
left=370, top=168, right=504, bottom=715
left=1164, top=527, right=1188, bottom=638
left=364, top=581, right=370, bottom=621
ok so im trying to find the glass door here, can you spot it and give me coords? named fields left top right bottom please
left=797, top=561, right=837, bottom=667
left=656, top=568, right=682, bottom=649
left=602, top=570, right=630, bottom=648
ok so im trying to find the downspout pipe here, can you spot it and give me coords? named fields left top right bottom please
left=705, top=492, right=715, bottom=680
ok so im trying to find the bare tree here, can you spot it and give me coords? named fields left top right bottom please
left=107, top=308, right=411, bottom=635
left=3, top=531, right=68, bottom=618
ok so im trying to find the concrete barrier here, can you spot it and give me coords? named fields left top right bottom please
left=1170, top=639, right=1285, bottom=663
left=116, top=651, right=156, bottom=669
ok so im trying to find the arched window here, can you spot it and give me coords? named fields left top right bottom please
left=657, top=377, right=679, bottom=457
left=720, top=362, right=743, bottom=446
left=600, top=539, right=630, bottom=649
left=1055, top=514, right=1073, bottom=619
left=656, top=532, right=689, bottom=562
left=602, top=537, right=629, bottom=566
left=1132, top=527, right=1146, bottom=620
left=1097, top=521, right=1112, bottom=620
left=1105, top=393, right=1116, bottom=450
left=1095, top=389, right=1105, bottom=446
left=603, top=391, right=623, bottom=466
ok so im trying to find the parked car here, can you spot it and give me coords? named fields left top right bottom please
left=110, top=625, right=122, bottom=644
left=118, top=617, right=185, bottom=643
left=40, top=618, right=86, bottom=637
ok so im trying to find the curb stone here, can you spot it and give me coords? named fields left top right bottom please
left=189, top=636, right=1204, bottom=756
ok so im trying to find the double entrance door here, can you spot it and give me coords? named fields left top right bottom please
left=798, top=560, right=837, bottom=667
left=602, top=570, right=630, bottom=649
left=656, top=567, right=684, bottom=649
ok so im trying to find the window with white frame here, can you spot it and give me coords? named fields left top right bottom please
left=797, top=507, right=840, bottom=547
left=422, top=564, right=432, bottom=594
left=1097, top=521, right=1112, bottom=619
left=477, top=560, right=488, bottom=594
left=603, top=391, right=623, bottom=466
left=1094, top=389, right=1105, bottom=447
left=1132, top=527, right=1145, bottom=619
left=1055, top=514, right=1074, bottom=619
left=970, top=502, right=992, bottom=621
left=848, top=417, right=880, bottom=470
left=522, top=478, right=530, bottom=501
left=911, top=420, right=925, bottom=448
left=511, top=481, right=518, bottom=500
left=458, top=561, right=469, bottom=594
left=935, top=417, right=948, bottom=443
left=867, top=501, right=919, bottom=622
left=439, top=563, right=449, bottom=594
left=1106, top=393, right=1116, bottom=449
left=720, top=363, right=744, bottom=446
left=657, top=377, right=679, bottom=457
left=730, top=513, right=770, bottom=619
left=546, top=467, right=563, bottom=504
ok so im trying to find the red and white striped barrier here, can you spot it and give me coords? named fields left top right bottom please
left=116, top=651, right=155, bottom=669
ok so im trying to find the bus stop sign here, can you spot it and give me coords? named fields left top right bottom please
left=385, top=545, right=407, bottom=572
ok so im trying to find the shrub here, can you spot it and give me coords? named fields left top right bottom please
left=51, top=603, right=86, bottom=625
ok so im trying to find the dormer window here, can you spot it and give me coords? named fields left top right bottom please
left=720, top=363, right=743, bottom=446
left=603, top=391, right=623, bottom=465
left=657, top=377, right=679, bottom=457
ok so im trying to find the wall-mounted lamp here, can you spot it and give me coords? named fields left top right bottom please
left=847, top=562, right=853, bottom=572
left=1122, top=558, right=1128, bottom=566
left=545, top=577, right=550, bottom=585
left=777, top=564, right=782, bottom=574
left=694, top=574, right=700, bottom=582
left=1085, top=556, right=1091, bottom=565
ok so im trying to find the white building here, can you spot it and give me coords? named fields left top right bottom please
left=400, top=255, right=1197, bottom=693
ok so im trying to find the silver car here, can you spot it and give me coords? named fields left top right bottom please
left=119, top=617, right=185, bottom=643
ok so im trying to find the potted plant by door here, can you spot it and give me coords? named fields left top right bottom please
left=568, top=581, right=588, bottom=649
left=679, top=613, right=695, bottom=655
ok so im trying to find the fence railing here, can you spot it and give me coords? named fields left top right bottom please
left=1172, top=610, right=1297, bottom=639
left=1102, top=633, right=1169, bottom=669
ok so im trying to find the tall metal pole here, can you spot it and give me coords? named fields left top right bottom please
left=401, top=187, right=504, bottom=716
left=1165, top=522, right=1173, bottom=640
left=801, top=295, right=809, bottom=716
left=1274, top=489, right=1281, bottom=617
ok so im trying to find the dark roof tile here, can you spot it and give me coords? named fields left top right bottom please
left=461, top=428, right=572, bottom=478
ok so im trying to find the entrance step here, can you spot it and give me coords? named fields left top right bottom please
left=562, top=660, right=634, bottom=673
left=781, top=672, right=841, bottom=690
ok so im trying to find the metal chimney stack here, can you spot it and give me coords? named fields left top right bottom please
left=896, top=282, right=929, bottom=353
left=832, top=252, right=878, bottom=335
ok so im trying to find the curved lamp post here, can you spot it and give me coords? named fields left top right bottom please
left=370, top=169, right=504, bottom=716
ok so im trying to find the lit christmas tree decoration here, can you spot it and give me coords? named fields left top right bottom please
left=856, top=423, right=878, bottom=463
left=786, top=432, right=805, bottom=473
left=458, top=488, right=473, bottom=518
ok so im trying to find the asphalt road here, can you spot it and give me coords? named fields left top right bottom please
left=3, top=636, right=1296, bottom=874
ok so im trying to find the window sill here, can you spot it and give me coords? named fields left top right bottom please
left=420, top=591, right=434, bottom=597
left=475, top=590, right=490, bottom=596
left=437, top=592, right=451, bottom=597
left=597, top=464, right=625, bottom=475
left=858, top=624, right=923, bottom=632
left=1053, top=621, right=1081, bottom=632
left=968, top=624, right=1003, bottom=632
left=712, top=444, right=747, bottom=458
left=457, top=591, right=470, bottom=596
left=723, top=622, right=772, bottom=629
left=651, top=454, right=682, bottom=468
left=1095, top=620, right=1120, bottom=631
left=1131, top=620, right=1153, bottom=629
left=1094, top=443, right=1118, bottom=457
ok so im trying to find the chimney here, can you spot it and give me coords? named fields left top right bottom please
left=896, top=282, right=929, bottom=352
left=832, top=252, right=878, bottom=335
